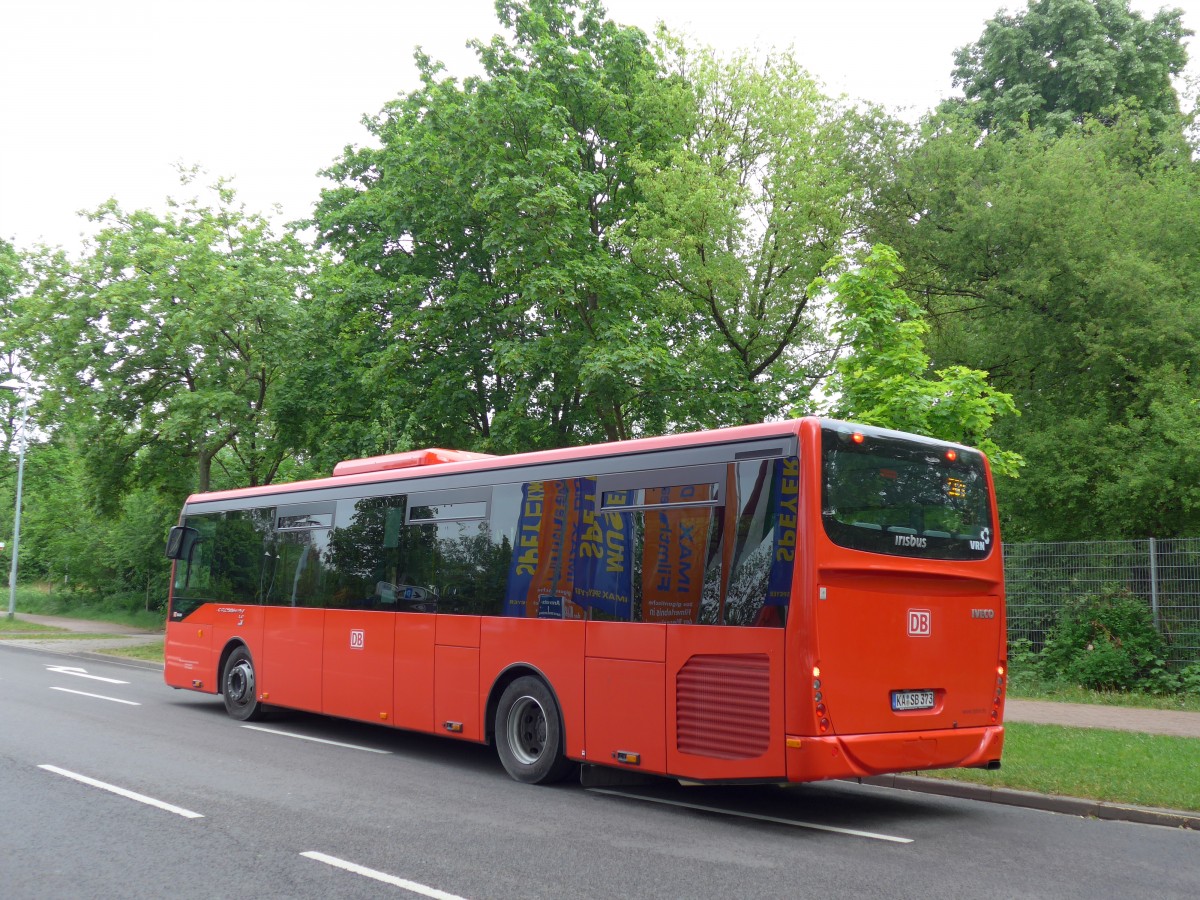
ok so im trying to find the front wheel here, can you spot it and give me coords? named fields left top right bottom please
left=222, top=645, right=265, bottom=722
left=495, top=676, right=572, bottom=784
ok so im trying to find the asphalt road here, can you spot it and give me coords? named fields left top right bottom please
left=1, top=642, right=1197, bottom=900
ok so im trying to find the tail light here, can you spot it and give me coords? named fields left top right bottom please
left=813, top=666, right=832, bottom=734
left=992, top=663, right=1006, bottom=722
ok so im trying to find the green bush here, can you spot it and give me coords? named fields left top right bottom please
left=1180, top=665, right=1200, bottom=696
left=1040, top=587, right=1169, bottom=691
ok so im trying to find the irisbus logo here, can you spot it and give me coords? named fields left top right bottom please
left=908, top=609, right=932, bottom=637
left=895, top=534, right=927, bottom=549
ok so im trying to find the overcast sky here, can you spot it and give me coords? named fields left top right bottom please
left=2, top=0, right=1196, bottom=253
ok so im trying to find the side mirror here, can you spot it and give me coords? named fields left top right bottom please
left=165, top=525, right=200, bottom=560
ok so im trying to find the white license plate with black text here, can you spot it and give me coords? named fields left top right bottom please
left=891, top=690, right=935, bottom=711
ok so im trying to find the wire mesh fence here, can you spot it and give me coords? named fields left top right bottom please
left=1004, top=538, right=1200, bottom=668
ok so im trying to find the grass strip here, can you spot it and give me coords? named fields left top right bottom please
left=0, top=617, right=67, bottom=634
left=95, top=641, right=165, bottom=663
left=0, top=632, right=131, bottom=641
left=925, top=722, right=1200, bottom=812
left=1010, top=681, right=1200, bottom=713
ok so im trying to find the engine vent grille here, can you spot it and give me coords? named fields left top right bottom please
left=676, top=653, right=770, bottom=759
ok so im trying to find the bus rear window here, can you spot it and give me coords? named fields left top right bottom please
left=821, top=427, right=994, bottom=560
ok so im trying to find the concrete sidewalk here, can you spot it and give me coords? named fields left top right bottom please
left=1007, top=698, right=1200, bottom=739
left=9, top=612, right=158, bottom=635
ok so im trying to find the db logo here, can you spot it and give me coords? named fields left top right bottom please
left=907, top=609, right=932, bottom=637
left=349, top=629, right=365, bottom=650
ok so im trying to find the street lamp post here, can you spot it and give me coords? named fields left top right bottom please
left=2, top=383, right=28, bottom=621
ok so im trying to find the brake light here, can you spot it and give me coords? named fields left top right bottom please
left=813, top=665, right=833, bottom=734
left=993, top=660, right=1007, bottom=722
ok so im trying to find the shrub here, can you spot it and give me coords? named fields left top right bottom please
left=1040, top=587, right=1169, bottom=691
left=1181, top=665, right=1200, bottom=697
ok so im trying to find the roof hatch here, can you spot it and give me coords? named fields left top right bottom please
left=332, top=448, right=496, bottom=477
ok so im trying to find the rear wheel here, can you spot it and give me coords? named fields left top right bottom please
left=495, top=676, right=571, bottom=784
left=222, top=645, right=264, bottom=722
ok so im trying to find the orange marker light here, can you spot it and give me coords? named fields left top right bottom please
left=945, top=449, right=958, bottom=462
left=852, top=432, right=865, bottom=444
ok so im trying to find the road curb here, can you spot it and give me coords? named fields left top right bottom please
left=859, top=774, right=1200, bottom=831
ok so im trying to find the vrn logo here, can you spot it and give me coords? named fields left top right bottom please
left=908, top=609, right=932, bottom=637
left=970, top=528, right=993, bottom=551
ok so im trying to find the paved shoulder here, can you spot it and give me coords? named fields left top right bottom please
left=9, top=612, right=159, bottom=635
left=1006, top=699, right=1200, bottom=739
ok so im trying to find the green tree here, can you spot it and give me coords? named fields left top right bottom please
left=624, top=37, right=881, bottom=423
left=866, top=112, right=1200, bottom=538
left=22, top=172, right=312, bottom=497
left=817, top=244, right=1022, bottom=476
left=951, top=0, right=1192, bottom=140
left=310, top=0, right=693, bottom=456
left=0, top=237, right=32, bottom=454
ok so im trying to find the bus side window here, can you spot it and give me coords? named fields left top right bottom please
left=723, top=457, right=797, bottom=627
left=326, top=495, right=407, bottom=610
left=402, top=493, right=495, bottom=615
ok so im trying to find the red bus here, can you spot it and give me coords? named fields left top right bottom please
left=164, top=417, right=1006, bottom=784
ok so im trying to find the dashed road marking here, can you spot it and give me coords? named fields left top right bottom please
left=39, top=765, right=203, bottom=819
left=301, top=851, right=467, bottom=898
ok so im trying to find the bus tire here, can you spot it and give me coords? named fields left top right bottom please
left=495, top=676, right=571, bottom=785
left=222, top=645, right=265, bottom=722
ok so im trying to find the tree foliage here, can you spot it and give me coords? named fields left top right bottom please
left=624, top=37, right=878, bottom=422
left=866, top=110, right=1200, bottom=538
left=817, top=244, right=1022, bottom=477
left=310, top=0, right=691, bottom=456
left=951, top=0, right=1192, bottom=139
left=20, top=172, right=311, bottom=498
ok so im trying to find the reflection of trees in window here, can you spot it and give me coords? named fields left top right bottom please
left=176, top=509, right=274, bottom=606
left=324, top=496, right=407, bottom=607
left=405, top=521, right=505, bottom=615
left=266, top=529, right=334, bottom=607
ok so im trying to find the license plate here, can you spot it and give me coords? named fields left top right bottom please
left=891, top=689, right=935, bottom=711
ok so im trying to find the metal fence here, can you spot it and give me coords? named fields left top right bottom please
left=1004, top=538, right=1200, bottom=667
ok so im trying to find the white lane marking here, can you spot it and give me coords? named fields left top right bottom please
left=50, top=686, right=140, bottom=706
left=39, top=765, right=204, bottom=819
left=241, top=724, right=392, bottom=754
left=302, top=852, right=467, bottom=899
left=587, top=788, right=913, bottom=844
left=46, top=665, right=129, bottom=685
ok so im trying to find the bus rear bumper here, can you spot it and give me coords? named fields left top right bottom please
left=785, top=725, right=1005, bottom=783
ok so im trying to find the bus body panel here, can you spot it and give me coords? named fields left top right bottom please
left=435, top=645, right=481, bottom=740
left=393, top=613, right=436, bottom=732
left=665, top=625, right=786, bottom=781
left=585, top=620, right=666, bottom=663
left=585, top=657, right=667, bottom=773
left=479, top=618, right=587, bottom=758
left=164, top=617, right=214, bottom=691
left=812, top=567, right=1005, bottom=736
left=260, top=607, right=324, bottom=712
left=786, top=726, right=1005, bottom=782
left=584, top=622, right=668, bottom=773
left=436, top=614, right=481, bottom=649
left=323, top=609, right=395, bottom=723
